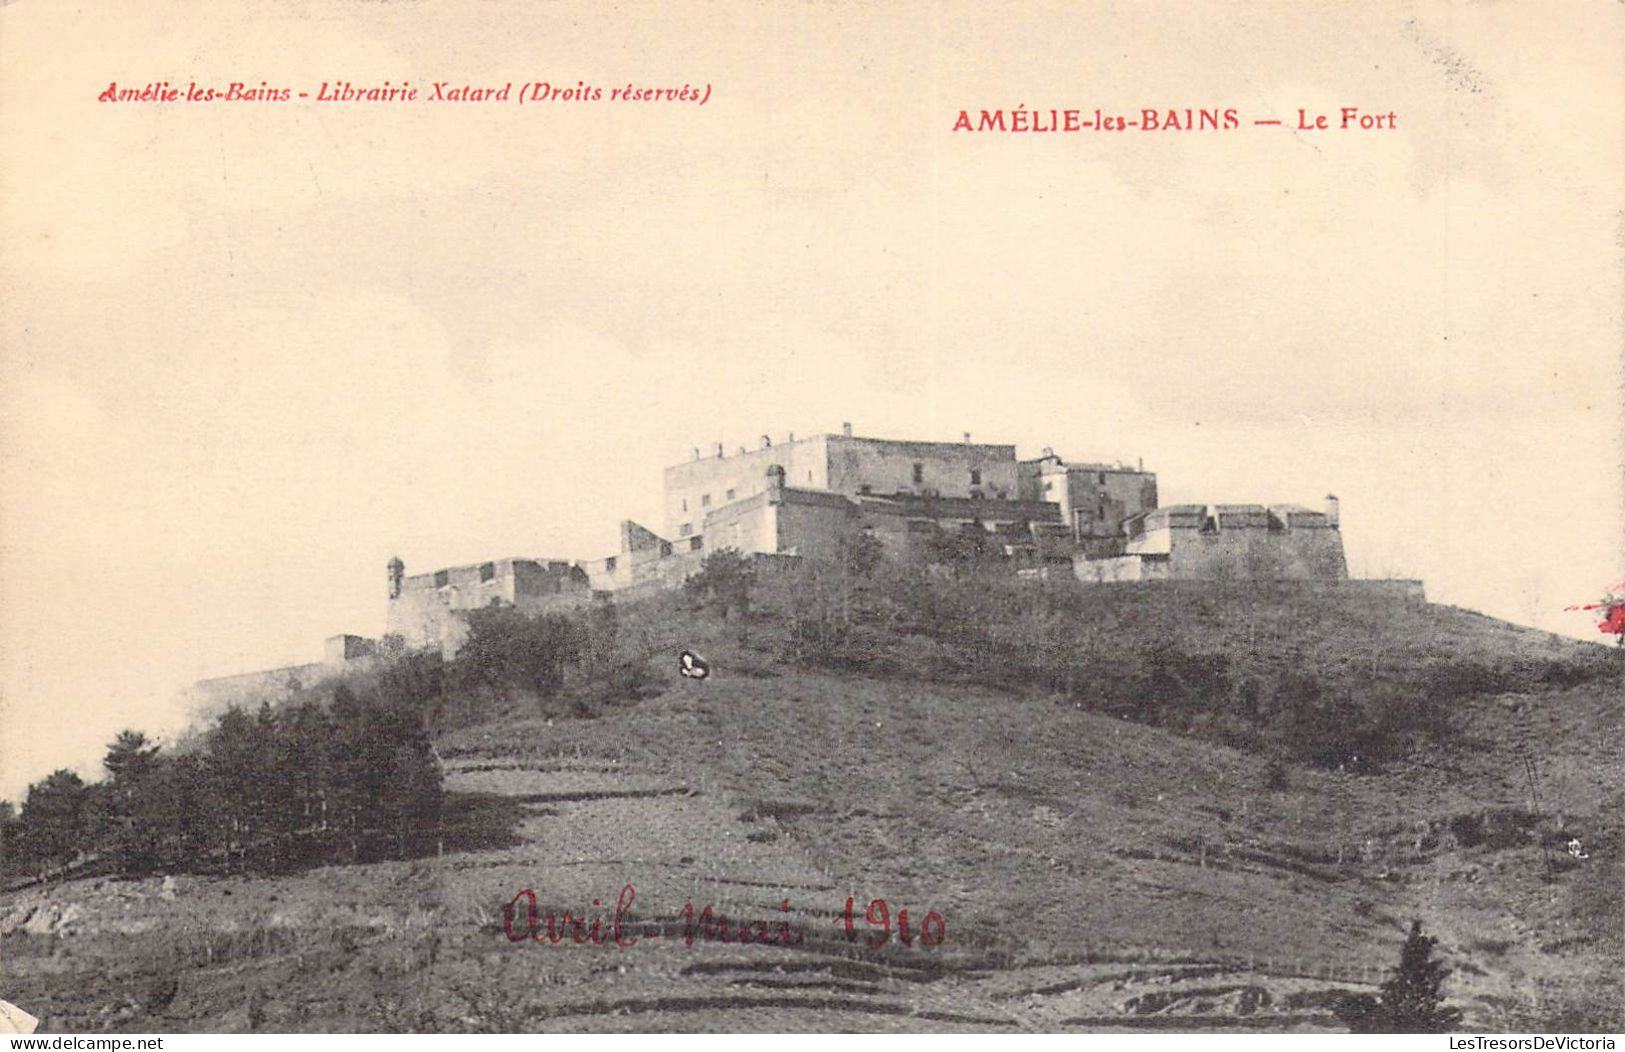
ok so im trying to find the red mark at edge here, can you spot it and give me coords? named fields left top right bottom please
left=1566, top=582, right=1625, bottom=641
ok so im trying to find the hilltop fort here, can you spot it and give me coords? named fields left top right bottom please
left=190, top=423, right=1381, bottom=706
left=381, top=424, right=1352, bottom=650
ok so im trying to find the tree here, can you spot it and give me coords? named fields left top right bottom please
left=0, top=800, right=18, bottom=875
left=684, top=548, right=756, bottom=622
left=1337, top=920, right=1465, bottom=1032
left=205, top=706, right=268, bottom=868
left=250, top=701, right=303, bottom=870
left=15, top=769, right=91, bottom=875
left=578, top=599, right=621, bottom=689
left=454, top=606, right=581, bottom=697
left=102, top=729, right=160, bottom=782
left=99, top=730, right=164, bottom=873
left=322, top=683, right=442, bottom=863
left=150, top=753, right=212, bottom=870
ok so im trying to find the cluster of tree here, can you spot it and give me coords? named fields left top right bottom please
left=1, top=682, right=443, bottom=882
left=0, top=597, right=669, bottom=883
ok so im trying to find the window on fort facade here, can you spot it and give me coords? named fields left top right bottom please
left=912, top=463, right=924, bottom=484
left=605, top=556, right=618, bottom=572
left=660, top=541, right=673, bottom=557
left=433, top=569, right=450, bottom=588
left=682, top=498, right=688, bottom=512
left=690, top=536, right=703, bottom=551
left=970, top=469, right=982, bottom=485
left=725, top=488, right=735, bottom=501
left=1043, top=480, right=1052, bottom=492
left=679, top=522, right=692, bottom=537
left=701, top=493, right=712, bottom=507
left=859, top=484, right=872, bottom=495
left=479, top=562, right=495, bottom=583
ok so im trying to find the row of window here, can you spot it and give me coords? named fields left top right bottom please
left=682, top=487, right=738, bottom=514
left=910, top=464, right=982, bottom=485
left=607, top=535, right=706, bottom=571
left=427, top=533, right=719, bottom=591
left=679, top=466, right=994, bottom=516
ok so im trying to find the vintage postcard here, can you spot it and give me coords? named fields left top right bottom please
left=1, top=0, right=1621, bottom=1038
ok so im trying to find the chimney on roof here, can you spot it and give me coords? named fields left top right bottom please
left=761, top=435, right=772, bottom=449
left=692, top=447, right=700, bottom=461
left=842, top=422, right=853, bottom=437
left=788, top=431, right=795, bottom=442
left=1138, top=457, right=1144, bottom=471
left=963, top=432, right=972, bottom=445
left=715, top=442, right=724, bottom=459
left=1325, top=493, right=1340, bottom=528
left=1042, top=446, right=1054, bottom=459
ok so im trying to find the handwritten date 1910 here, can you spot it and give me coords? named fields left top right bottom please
left=836, top=896, right=946, bottom=949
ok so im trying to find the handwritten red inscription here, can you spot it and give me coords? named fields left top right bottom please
left=502, top=884, right=946, bottom=950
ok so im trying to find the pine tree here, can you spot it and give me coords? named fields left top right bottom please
left=99, top=730, right=163, bottom=873
left=206, top=707, right=260, bottom=868
left=102, top=730, right=160, bottom=782
left=1379, top=919, right=1466, bottom=1031
left=1338, top=920, right=1465, bottom=1032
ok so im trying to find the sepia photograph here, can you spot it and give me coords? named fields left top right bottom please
left=0, top=0, right=1621, bottom=1038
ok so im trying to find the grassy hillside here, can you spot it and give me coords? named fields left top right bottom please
left=2, top=578, right=1620, bottom=1032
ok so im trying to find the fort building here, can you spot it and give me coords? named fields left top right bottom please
left=385, top=555, right=591, bottom=651
left=1074, top=498, right=1348, bottom=583
left=184, top=633, right=380, bottom=722
left=576, top=519, right=710, bottom=598
left=189, top=423, right=1357, bottom=689
left=1016, top=449, right=1159, bottom=551
left=697, top=463, right=1068, bottom=564
left=663, top=424, right=1023, bottom=542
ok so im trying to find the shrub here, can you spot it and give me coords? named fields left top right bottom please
left=453, top=607, right=582, bottom=697
left=684, top=548, right=756, bottom=622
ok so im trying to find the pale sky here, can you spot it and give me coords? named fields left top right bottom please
left=2, top=1, right=1621, bottom=801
